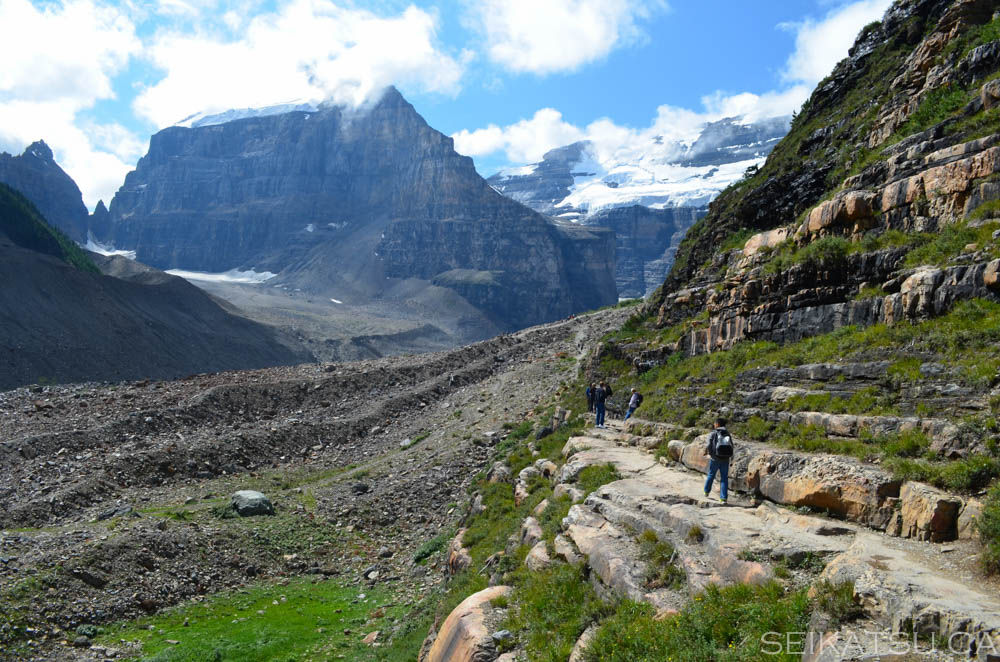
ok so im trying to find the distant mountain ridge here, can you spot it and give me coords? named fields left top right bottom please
left=487, top=115, right=790, bottom=220
left=95, top=87, right=617, bottom=332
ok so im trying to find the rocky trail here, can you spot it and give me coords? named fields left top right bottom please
left=434, top=419, right=1000, bottom=662
left=0, top=307, right=632, bottom=662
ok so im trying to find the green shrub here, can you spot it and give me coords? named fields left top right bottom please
left=583, top=582, right=810, bottom=662
left=979, top=481, right=1000, bottom=574
left=413, top=533, right=450, bottom=563
left=577, top=463, right=620, bottom=495
left=811, top=580, right=863, bottom=626
left=896, top=83, right=970, bottom=137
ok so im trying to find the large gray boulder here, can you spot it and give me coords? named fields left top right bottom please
left=231, top=490, right=274, bottom=517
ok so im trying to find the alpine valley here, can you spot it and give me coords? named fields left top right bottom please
left=4, top=1, right=1000, bottom=662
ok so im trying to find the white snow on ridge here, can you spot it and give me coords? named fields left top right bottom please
left=175, top=100, right=320, bottom=128
left=165, top=268, right=277, bottom=284
left=557, top=154, right=764, bottom=215
left=84, top=236, right=137, bottom=261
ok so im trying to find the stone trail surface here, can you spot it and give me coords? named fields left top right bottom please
left=557, top=422, right=1000, bottom=661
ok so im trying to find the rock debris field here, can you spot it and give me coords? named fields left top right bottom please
left=0, top=307, right=631, bottom=662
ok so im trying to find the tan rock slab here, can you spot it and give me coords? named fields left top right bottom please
left=424, top=585, right=512, bottom=662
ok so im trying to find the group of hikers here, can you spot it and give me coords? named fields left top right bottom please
left=586, top=381, right=733, bottom=503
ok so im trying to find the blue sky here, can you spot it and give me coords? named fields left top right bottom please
left=0, top=0, right=891, bottom=208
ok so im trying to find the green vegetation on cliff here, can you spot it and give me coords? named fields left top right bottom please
left=0, top=182, right=98, bottom=273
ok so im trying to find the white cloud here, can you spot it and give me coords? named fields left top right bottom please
left=0, top=0, right=142, bottom=208
left=781, top=0, right=893, bottom=85
left=467, top=0, right=666, bottom=75
left=0, top=0, right=139, bottom=103
left=459, top=0, right=892, bottom=169
left=134, top=1, right=464, bottom=128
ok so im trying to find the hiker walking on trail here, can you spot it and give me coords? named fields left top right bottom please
left=594, top=381, right=611, bottom=428
left=703, top=417, right=734, bottom=504
left=586, top=383, right=596, bottom=412
left=623, top=388, right=643, bottom=421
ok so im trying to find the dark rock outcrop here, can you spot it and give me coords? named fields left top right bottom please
left=0, top=140, right=90, bottom=242
left=98, top=88, right=617, bottom=330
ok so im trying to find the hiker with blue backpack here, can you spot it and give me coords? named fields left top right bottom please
left=703, top=417, right=734, bottom=504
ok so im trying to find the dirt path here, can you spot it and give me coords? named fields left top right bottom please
left=556, top=421, right=1000, bottom=661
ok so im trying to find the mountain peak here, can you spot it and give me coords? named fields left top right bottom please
left=24, top=140, right=53, bottom=162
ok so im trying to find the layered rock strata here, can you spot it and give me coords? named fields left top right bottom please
left=98, top=88, right=616, bottom=330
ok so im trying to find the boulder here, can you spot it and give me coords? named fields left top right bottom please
left=568, top=624, right=599, bottom=662
left=981, top=79, right=1000, bottom=110
left=520, top=517, right=543, bottom=548
left=231, top=490, right=274, bottom=517
left=518, top=466, right=541, bottom=484
left=514, top=482, right=529, bottom=506
left=533, top=459, right=558, bottom=479
left=984, top=259, right=1000, bottom=292
left=525, top=541, right=552, bottom=571
left=958, top=497, right=983, bottom=541
left=487, top=462, right=511, bottom=483
left=553, top=483, right=586, bottom=503
left=897, top=482, right=962, bottom=543
left=448, top=529, right=472, bottom=575
left=743, top=227, right=791, bottom=257
left=666, top=440, right=686, bottom=461
left=532, top=499, right=550, bottom=517
left=422, top=586, right=512, bottom=662
left=553, top=534, right=584, bottom=566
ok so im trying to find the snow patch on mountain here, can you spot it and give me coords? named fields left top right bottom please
left=175, top=100, right=320, bottom=129
left=487, top=115, right=790, bottom=218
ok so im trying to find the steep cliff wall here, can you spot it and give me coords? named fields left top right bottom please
left=100, top=88, right=617, bottom=330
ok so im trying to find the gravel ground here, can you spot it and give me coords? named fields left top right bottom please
left=0, top=307, right=631, bottom=661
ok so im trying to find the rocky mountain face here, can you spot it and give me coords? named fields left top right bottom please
left=486, top=117, right=786, bottom=298
left=96, top=88, right=617, bottom=331
left=647, top=0, right=1000, bottom=352
left=0, top=141, right=91, bottom=243
left=583, top=205, right=704, bottom=297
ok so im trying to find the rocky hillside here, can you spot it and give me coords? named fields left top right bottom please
left=94, top=87, right=617, bottom=332
left=0, top=183, right=310, bottom=390
left=0, top=141, right=92, bottom=243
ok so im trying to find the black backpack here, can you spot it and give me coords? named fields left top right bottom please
left=635, top=393, right=644, bottom=407
left=714, top=431, right=734, bottom=458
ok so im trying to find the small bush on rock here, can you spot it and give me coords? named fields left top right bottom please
left=979, top=481, right=1000, bottom=574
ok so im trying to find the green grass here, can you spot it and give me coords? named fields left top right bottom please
left=886, top=454, right=1000, bottom=492
left=605, top=299, right=1000, bottom=433
left=576, top=463, right=621, bottom=495
left=637, top=530, right=685, bottom=591
left=895, top=83, right=971, bottom=137
left=761, top=236, right=849, bottom=276
left=811, top=580, right=863, bottom=626
left=904, top=220, right=1000, bottom=267
left=503, top=564, right=610, bottom=662
left=97, top=578, right=407, bottom=661
left=979, top=481, right=1000, bottom=574
left=582, top=582, right=811, bottom=662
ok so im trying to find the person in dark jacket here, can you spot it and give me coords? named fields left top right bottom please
left=703, top=417, right=733, bottom=503
left=586, top=383, right=596, bottom=412
left=594, top=381, right=611, bottom=428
